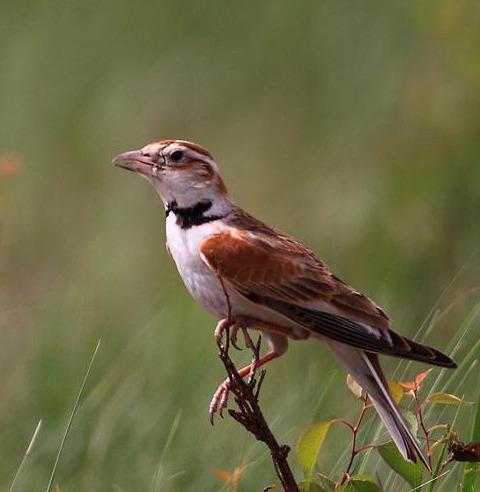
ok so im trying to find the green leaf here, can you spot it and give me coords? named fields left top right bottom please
left=298, top=481, right=328, bottom=492
left=297, top=421, right=333, bottom=488
left=388, top=380, right=405, bottom=405
left=377, top=441, right=423, bottom=488
left=337, top=476, right=381, bottom=491
left=427, top=392, right=473, bottom=406
left=315, top=474, right=336, bottom=492
left=464, top=385, right=480, bottom=492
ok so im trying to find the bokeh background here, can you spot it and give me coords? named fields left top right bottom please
left=1, top=0, right=480, bottom=490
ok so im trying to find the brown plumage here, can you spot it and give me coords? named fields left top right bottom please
left=201, top=208, right=454, bottom=368
left=114, top=138, right=456, bottom=470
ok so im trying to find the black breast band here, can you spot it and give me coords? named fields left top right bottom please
left=166, top=200, right=223, bottom=229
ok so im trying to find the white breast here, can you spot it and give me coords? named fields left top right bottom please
left=165, top=215, right=310, bottom=339
left=166, top=215, right=228, bottom=317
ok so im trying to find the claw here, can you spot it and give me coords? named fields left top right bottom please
left=214, top=319, right=232, bottom=346
left=230, top=325, right=242, bottom=350
left=209, top=379, right=231, bottom=424
left=214, top=318, right=245, bottom=351
left=241, top=327, right=256, bottom=351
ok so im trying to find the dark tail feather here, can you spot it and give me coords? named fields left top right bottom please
left=385, top=330, right=457, bottom=369
left=251, top=295, right=456, bottom=368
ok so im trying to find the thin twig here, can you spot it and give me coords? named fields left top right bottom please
left=214, top=273, right=299, bottom=492
left=414, top=386, right=433, bottom=470
left=339, top=395, right=372, bottom=485
left=217, top=338, right=299, bottom=491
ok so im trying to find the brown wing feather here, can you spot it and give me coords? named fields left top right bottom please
left=200, top=208, right=456, bottom=368
left=201, top=207, right=390, bottom=331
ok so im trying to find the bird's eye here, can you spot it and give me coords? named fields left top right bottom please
left=170, top=150, right=184, bottom=162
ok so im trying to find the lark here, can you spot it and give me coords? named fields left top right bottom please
left=114, top=139, right=456, bottom=469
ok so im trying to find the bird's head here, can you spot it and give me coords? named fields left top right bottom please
left=113, top=139, right=230, bottom=210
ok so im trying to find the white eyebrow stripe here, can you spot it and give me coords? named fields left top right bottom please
left=186, top=149, right=212, bottom=162
left=164, top=144, right=214, bottom=165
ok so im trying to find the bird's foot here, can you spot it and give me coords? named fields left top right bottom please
left=210, top=321, right=259, bottom=423
left=214, top=318, right=243, bottom=350
left=214, top=318, right=231, bottom=345
left=209, top=378, right=231, bottom=424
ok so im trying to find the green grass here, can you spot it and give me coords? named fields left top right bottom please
left=45, top=340, right=101, bottom=492
left=8, top=420, right=42, bottom=492
left=1, top=0, right=480, bottom=490
left=463, top=384, right=480, bottom=492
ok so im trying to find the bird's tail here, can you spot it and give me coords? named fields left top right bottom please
left=381, top=329, right=456, bottom=369
left=326, top=341, right=431, bottom=470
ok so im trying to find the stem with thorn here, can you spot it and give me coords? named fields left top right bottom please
left=216, top=335, right=299, bottom=491
left=214, top=272, right=299, bottom=492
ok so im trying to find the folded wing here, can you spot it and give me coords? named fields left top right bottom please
left=200, top=227, right=455, bottom=368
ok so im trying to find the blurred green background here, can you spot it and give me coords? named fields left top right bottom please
left=1, top=0, right=480, bottom=490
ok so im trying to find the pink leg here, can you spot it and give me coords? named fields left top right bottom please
left=209, top=349, right=282, bottom=423
left=215, top=315, right=305, bottom=347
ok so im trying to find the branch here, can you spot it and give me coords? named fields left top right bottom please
left=216, top=334, right=299, bottom=492
left=212, top=270, right=298, bottom=491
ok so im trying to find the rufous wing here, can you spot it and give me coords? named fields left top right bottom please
left=200, top=229, right=390, bottom=330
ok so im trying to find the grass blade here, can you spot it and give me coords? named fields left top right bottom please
left=427, top=404, right=462, bottom=492
left=463, top=382, right=480, bottom=492
left=152, top=409, right=183, bottom=492
left=45, top=339, right=101, bottom=492
left=8, top=419, right=42, bottom=492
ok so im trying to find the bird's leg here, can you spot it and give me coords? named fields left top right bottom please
left=209, top=348, right=282, bottom=423
left=234, top=315, right=308, bottom=341
left=211, top=316, right=290, bottom=422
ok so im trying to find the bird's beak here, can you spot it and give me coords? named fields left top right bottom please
left=112, top=149, right=159, bottom=177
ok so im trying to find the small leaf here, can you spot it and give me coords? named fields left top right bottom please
left=399, top=381, right=416, bottom=391
left=388, top=380, right=405, bottom=404
left=415, top=369, right=431, bottom=386
left=297, top=421, right=333, bottom=487
left=377, top=441, right=423, bottom=487
left=399, top=369, right=431, bottom=391
left=427, top=392, right=473, bottom=406
left=213, top=463, right=246, bottom=486
left=338, top=475, right=381, bottom=491
left=346, top=374, right=364, bottom=399
left=298, top=481, right=327, bottom=492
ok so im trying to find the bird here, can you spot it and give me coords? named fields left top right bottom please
left=113, top=139, right=456, bottom=470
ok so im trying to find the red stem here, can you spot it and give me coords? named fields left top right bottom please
left=414, top=386, right=433, bottom=470
left=339, top=397, right=371, bottom=486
